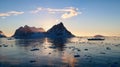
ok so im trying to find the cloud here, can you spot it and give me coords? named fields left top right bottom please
left=31, top=7, right=81, bottom=19
left=61, top=7, right=81, bottom=19
left=31, top=7, right=43, bottom=13
left=0, top=11, right=24, bottom=18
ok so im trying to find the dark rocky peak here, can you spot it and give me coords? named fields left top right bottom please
left=47, top=22, right=75, bottom=38
left=47, top=22, right=67, bottom=32
left=54, top=22, right=65, bottom=28
left=58, top=22, right=64, bottom=27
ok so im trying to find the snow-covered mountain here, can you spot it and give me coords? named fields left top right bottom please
left=46, top=22, right=75, bottom=38
left=12, top=25, right=45, bottom=39
left=0, top=30, right=6, bottom=38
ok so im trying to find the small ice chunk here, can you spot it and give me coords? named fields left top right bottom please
left=30, top=60, right=36, bottom=63
left=106, top=47, right=111, bottom=50
left=30, top=48, right=39, bottom=51
left=74, top=54, right=80, bottom=57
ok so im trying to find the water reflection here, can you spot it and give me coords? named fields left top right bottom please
left=62, top=52, right=77, bottom=67
left=15, top=38, right=45, bottom=47
left=49, top=37, right=68, bottom=51
left=0, top=37, right=120, bottom=67
left=15, top=37, right=68, bottom=51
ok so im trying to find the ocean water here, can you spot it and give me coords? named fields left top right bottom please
left=0, top=37, right=120, bottom=67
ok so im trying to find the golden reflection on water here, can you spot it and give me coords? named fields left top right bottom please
left=61, top=52, right=77, bottom=67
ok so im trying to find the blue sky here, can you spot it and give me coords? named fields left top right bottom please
left=0, top=0, right=120, bottom=36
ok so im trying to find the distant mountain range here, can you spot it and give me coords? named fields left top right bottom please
left=12, top=22, right=75, bottom=39
left=0, top=30, right=6, bottom=38
left=12, top=25, right=46, bottom=39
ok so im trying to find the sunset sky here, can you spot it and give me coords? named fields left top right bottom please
left=0, top=0, right=120, bottom=37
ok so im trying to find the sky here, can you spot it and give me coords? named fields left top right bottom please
left=0, top=0, right=120, bottom=37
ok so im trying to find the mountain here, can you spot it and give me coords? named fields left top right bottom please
left=94, top=35, right=104, bottom=37
left=46, top=22, right=75, bottom=38
left=0, top=30, right=6, bottom=38
left=12, top=25, right=45, bottom=39
left=13, top=22, right=75, bottom=39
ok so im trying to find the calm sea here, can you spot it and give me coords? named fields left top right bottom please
left=0, top=37, right=120, bottom=67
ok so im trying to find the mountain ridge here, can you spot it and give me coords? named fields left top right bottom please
left=47, top=22, right=75, bottom=38
left=12, top=22, right=75, bottom=39
left=12, top=25, right=45, bottom=39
